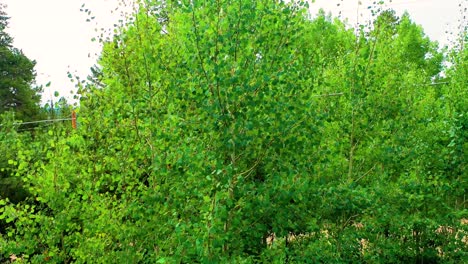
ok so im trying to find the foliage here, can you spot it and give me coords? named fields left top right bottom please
left=0, top=5, right=46, bottom=233
left=0, top=113, right=31, bottom=204
left=0, top=0, right=466, bottom=263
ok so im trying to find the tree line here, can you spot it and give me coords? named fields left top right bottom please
left=0, top=0, right=466, bottom=263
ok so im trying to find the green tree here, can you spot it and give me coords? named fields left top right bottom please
left=346, top=10, right=444, bottom=181
left=0, top=3, right=12, bottom=46
left=0, top=1, right=466, bottom=263
left=0, top=112, right=31, bottom=204
left=0, top=4, right=42, bottom=122
left=0, top=3, right=44, bottom=209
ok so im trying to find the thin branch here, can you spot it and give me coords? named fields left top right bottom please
left=413, top=81, right=450, bottom=86
left=311, top=92, right=344, bottom=98
left=191, top=7, right=210, bottom=85
left=214, top=0, right=227, bottom=119
left=233, top=0, right=243, bottom=62
left=354, top=164, right=377, bottom=183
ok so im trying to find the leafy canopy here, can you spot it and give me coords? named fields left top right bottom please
left=0, top=1, right=466, bottom=263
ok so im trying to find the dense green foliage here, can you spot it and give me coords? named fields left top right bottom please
left=0, top=0, right=466, bottom=263
left=0, top=4, right=44, bottom=218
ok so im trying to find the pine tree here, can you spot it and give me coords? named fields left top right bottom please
left=0, top=4, right=42, bottom=122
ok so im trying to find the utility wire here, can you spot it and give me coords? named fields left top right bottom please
left=15, top=118, right=73, bottom=126
left=0, top=117, right=73, bottom=127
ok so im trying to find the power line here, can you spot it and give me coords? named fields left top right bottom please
left=15, top=118, right=73, bottom=126
left=0, top=117, right=73, bottom=127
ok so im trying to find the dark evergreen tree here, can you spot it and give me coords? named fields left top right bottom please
left=0, top=3, right=12, bottom=46
left=0, top=4, right=42, bottom=122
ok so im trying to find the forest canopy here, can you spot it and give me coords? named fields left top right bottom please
left=0, top=0, right=467, bottom=263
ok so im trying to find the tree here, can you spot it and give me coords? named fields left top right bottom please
left=345, top=10, right=445, bottom=181
left=0, top=1, right=466, bottom=263
left=0, top=4, right=42, bottom=122
left=0, top=3, right=12, bottom=47
left=0, top=3, right=42, bottom=228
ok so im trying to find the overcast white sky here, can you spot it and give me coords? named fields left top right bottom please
left=2, top=0, right=466, bottom=104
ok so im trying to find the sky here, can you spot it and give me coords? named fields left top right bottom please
left=2, top=0, right=466, bottom=105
